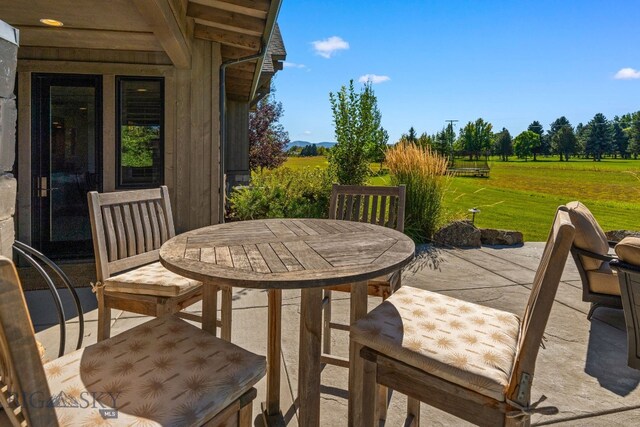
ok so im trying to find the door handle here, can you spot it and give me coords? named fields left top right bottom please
left=35, top=176, right=59, bottom=197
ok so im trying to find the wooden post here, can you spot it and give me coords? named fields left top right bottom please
left=348, top=281, right=368, bottom=426
left=221, top=285, right=232, bottom=341
left=298, top=287, right=323, bottom=427
left=202, top=283, right=218, bottom=336
left=265, top=289, right=282, bottom=416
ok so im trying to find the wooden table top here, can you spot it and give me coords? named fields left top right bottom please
left=159, top=218, right=415, bottom=289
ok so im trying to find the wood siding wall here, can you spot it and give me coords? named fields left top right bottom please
left=225, top=100, right=249, bottom=175
left=16, top=42, right=222, bottom=248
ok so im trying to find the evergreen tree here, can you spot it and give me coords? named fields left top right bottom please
left=494, top=128, right=513, bottom=161
left=612, top=116, right=629, bottom=158
left=300, top=144, right=318, bottom=157
left=628, top=112, right=640, bottom=159
left=584, top=113, right=611, bottom=161
left=548, top=116, right=572, bottom=161
left=527, top=121, right=544, bottom=161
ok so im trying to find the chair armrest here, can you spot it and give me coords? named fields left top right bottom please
left=573, top=246, right=617, bottom=262
left=610, top=258, right=640, bottom=274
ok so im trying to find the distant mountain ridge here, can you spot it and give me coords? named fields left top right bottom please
left=286, top=140, right=336, bottom=150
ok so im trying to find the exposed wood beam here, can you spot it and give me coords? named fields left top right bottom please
left=221, top=44, right=256, bottom=60
left=194, top=23, right=261, bottom=50
left=230, top=61, right=257, bottom=72
left=226, top=68, right=256, bottom=80
left=225, top=80, right=252, bottom=94
left=187, top=2, right=264, bottom=36
left=132, top=0, right=192, bottom=69
left=17, top=26, right=163, bottom=51
left=190, top=0, right=269, bottom=19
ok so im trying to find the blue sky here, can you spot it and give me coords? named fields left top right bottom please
left=275, top=1, right=640, bottom=143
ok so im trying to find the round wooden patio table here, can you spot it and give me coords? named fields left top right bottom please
left=159, top=218, right=415, bottom=427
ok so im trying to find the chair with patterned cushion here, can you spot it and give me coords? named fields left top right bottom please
left=610, top=237, right=640, bottom=370
left=88, top=186, right=232, bottom=341
left=349, top=208, right=575, bottom=426
left=0, top=256, right=264, bottom=427
left=561, top=201, right=621, bottom=319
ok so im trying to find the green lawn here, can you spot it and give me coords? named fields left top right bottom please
left=284, top=156, right=640, bottom=241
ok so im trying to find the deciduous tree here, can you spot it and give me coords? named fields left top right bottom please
left=552, top=126, right=577, bottom=162
left=329, top=80, right=388, bottom=184
left=248, top=91, right=290, bottom=170
left=513, top=130, right=539, bottom=161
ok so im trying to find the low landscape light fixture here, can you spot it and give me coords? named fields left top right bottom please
left=39, top=18, right=64, bottom=27
left=468, top=207, right=481, bottom=225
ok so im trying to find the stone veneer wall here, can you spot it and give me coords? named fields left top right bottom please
left=0, top=21, right=18, bottom=259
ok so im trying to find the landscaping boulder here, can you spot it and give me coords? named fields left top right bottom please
left=433, top=221, right=481, bottom=248
left=606, top=230, right=640, bottom=243
left=480, top=228, right=523, bottom=246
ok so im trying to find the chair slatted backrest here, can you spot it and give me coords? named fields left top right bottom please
left=506, top=208, right=575, bottom=405
left=88, top=186, right=176, bottom=282
left=329, top=184, right=406, bottom=232
left=0, top=257, right=58, bottom=426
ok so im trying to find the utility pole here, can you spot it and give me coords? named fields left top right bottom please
left=445, top=119, right=458, bottom=163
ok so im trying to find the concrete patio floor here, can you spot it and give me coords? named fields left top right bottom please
left=4, top=243, right=640, bottom=426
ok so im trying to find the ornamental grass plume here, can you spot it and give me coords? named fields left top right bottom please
left=385, top=143, right=450, bottom=242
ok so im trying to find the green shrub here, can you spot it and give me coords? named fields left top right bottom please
left=229, top=167, right=332, bottom=220
left=386, top=143, right=450, bottom=242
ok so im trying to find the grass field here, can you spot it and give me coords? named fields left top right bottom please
left=284, top=156, right=640, bottom=241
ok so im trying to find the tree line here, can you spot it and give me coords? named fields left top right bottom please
left=399, top=111, right=640, bottom=162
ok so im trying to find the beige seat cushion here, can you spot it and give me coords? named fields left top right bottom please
left=351, top=286, right=520, bottom=401
left=615, top=237, right=640, bottom=266
left=104, top=261, right=201, bottom=297
left=565, top=201, right=609, bottom=271
left=586, top=263, right=621, bottom=296
left=45, top=316, right=265, bottom=426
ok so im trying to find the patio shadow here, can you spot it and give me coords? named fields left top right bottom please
left=585, top=310, right=640, bottom=396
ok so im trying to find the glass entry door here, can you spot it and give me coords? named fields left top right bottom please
left=32, top=74, right=102, bottom=258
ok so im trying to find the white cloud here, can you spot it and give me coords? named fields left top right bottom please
left=284, top=62, right=306, bottom=69
left=358, top=74, right=391, bottom=84
left=312, top=36, right=349, bottom=58
left=303, top=130, right=312, bottom=135
left=614, top=67, right=640, bottom=80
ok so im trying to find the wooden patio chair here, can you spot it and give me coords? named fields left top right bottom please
left=322, top=184, right=406, bottom=363
left=350, top=208, right=575, bottom=426
left=561, top=201, right=621, bottom=319
left=88, top=186, right=231, bottom=341
left=0, top=256, right=263, bottom=427
left=610, top=237, right=640, bottom=370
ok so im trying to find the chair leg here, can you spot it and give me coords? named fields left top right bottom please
left=238, top=398, right=253, bottom=427
left=323, top=290, right=332, bottom=354
left=359, top=357, right=378, bottom=426
left=221, top=286, right=233, bottom=341
left=95, top=286, right=111, bottom=341
left=377, top=385, right=388, bottom=421
left=407, top=397, right=420, bottom=427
